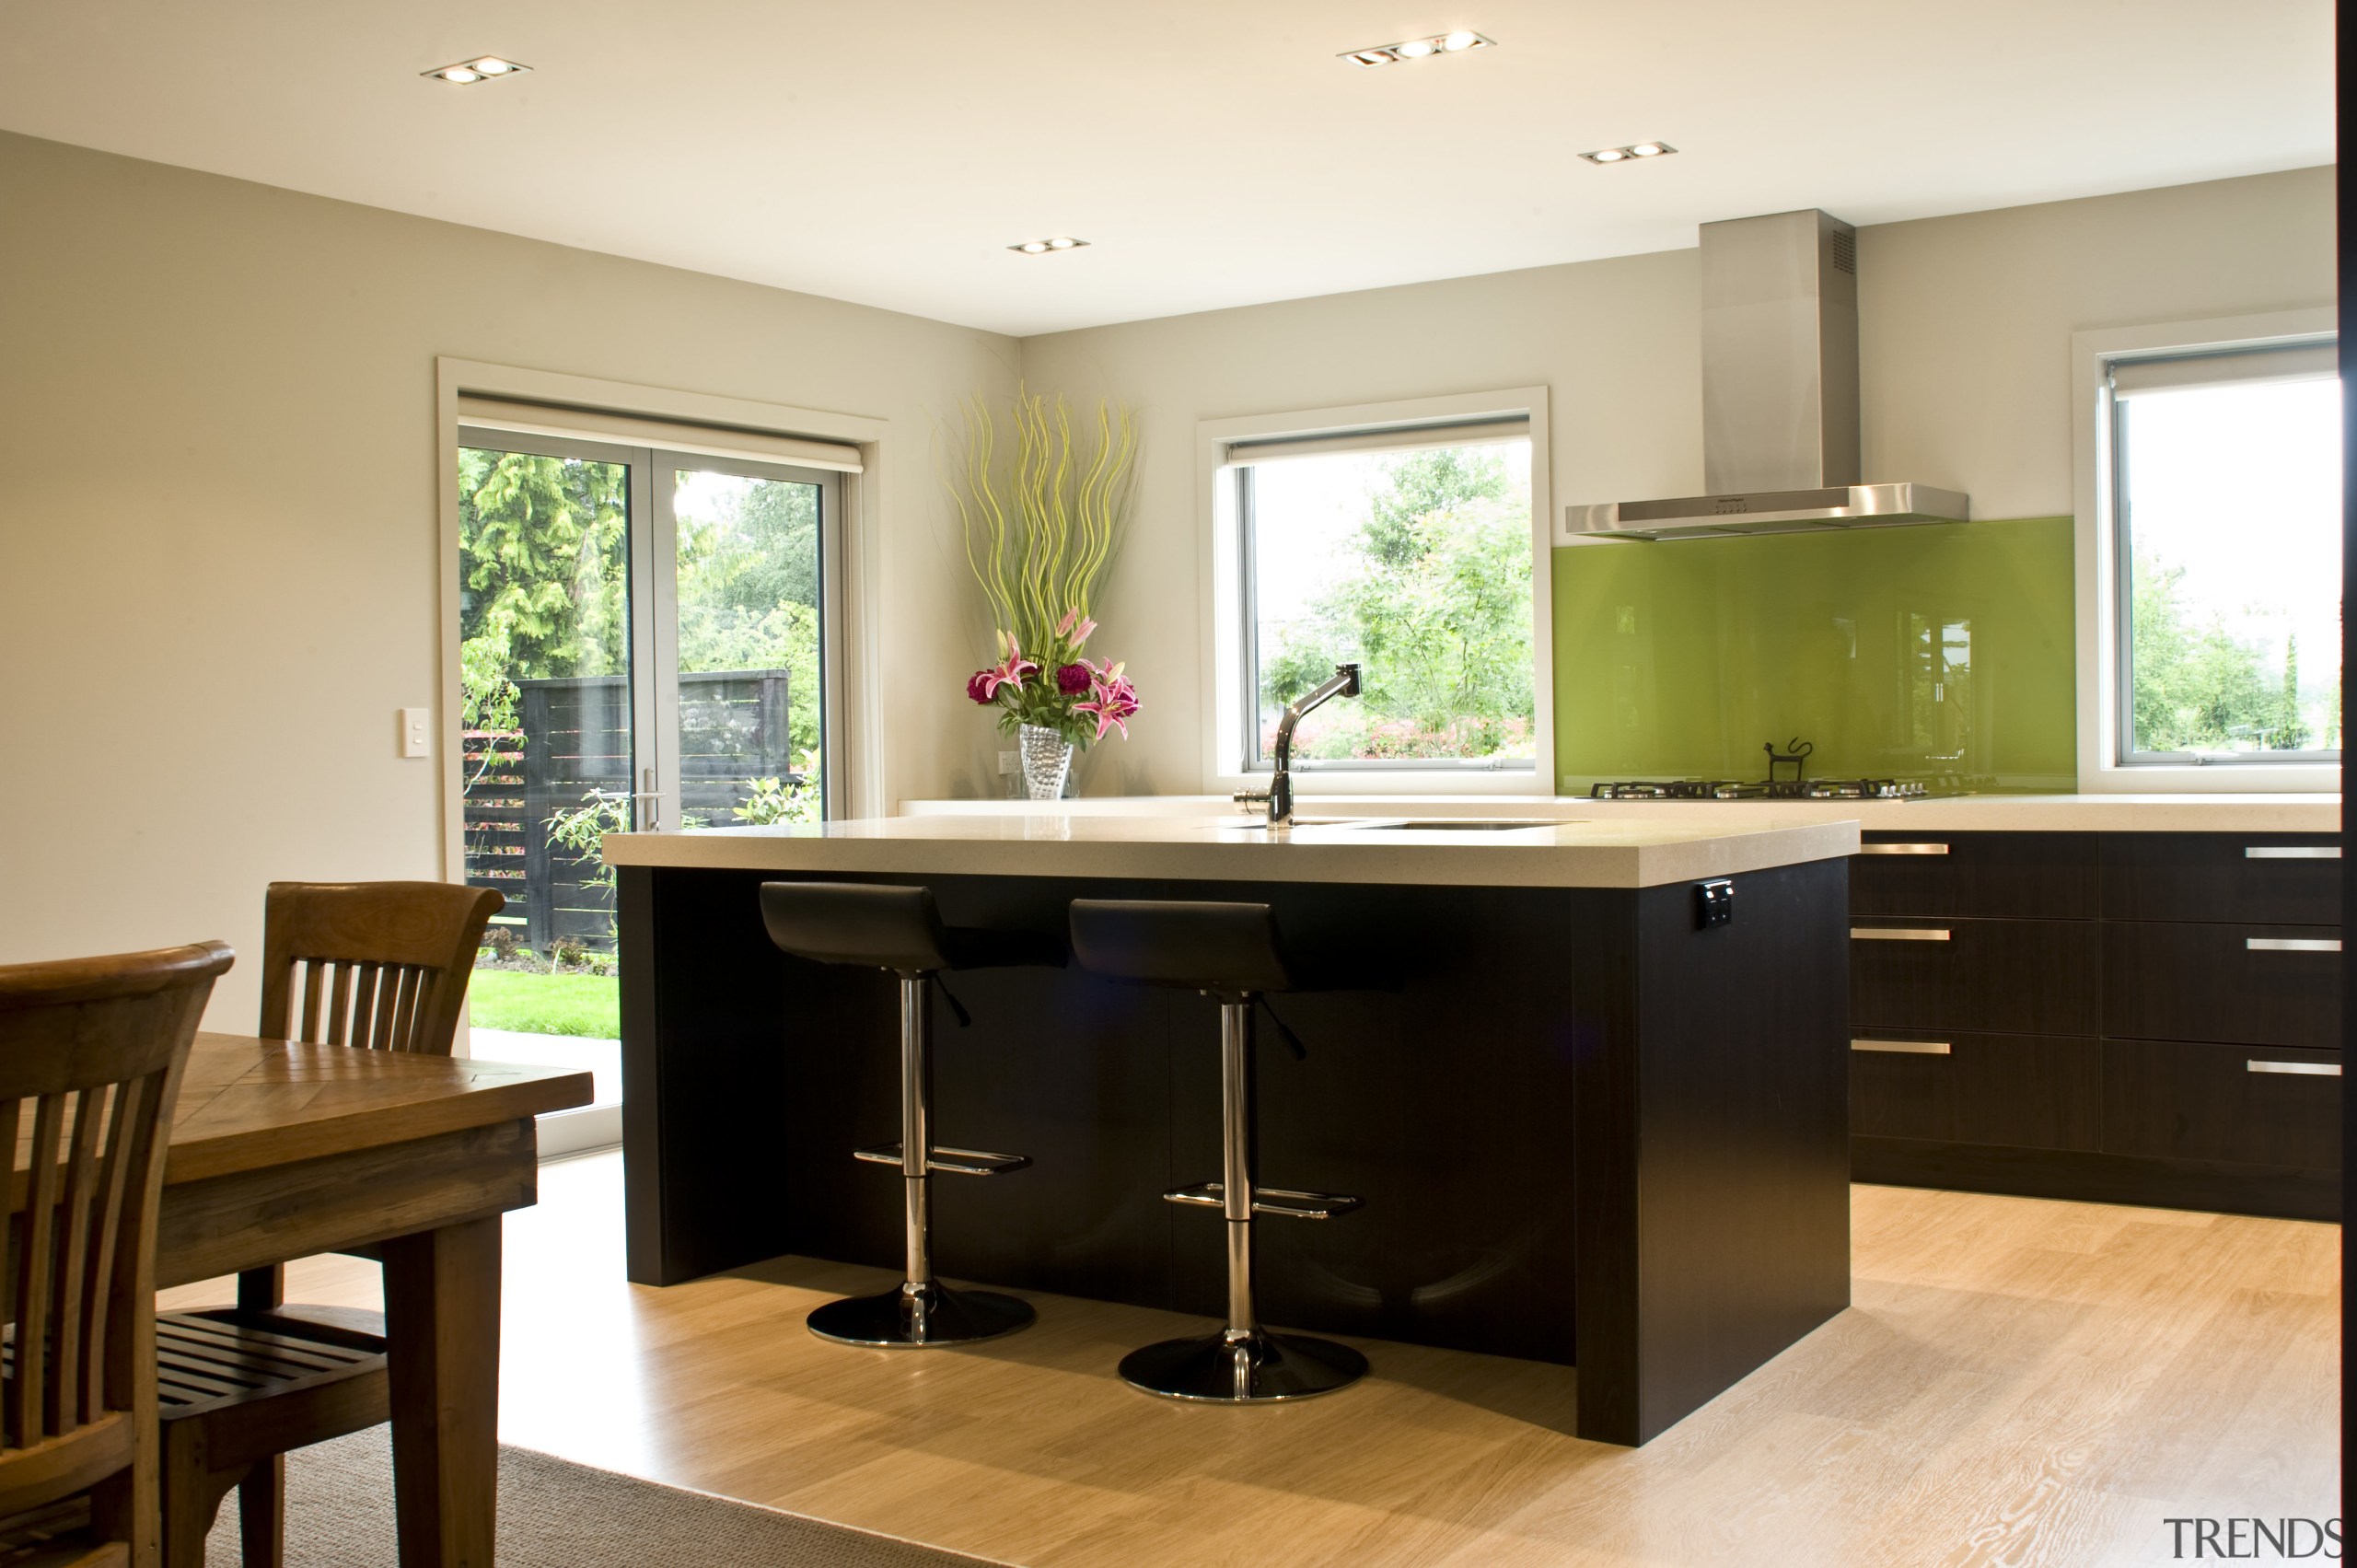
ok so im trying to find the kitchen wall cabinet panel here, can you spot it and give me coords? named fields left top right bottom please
left=1854, top=831, right=2098, bottom=921
left=2100, top=834, right=2341, bottom=925
left=2101, top=922, right=2340, bottom=1051
left=2099, top=1039, right=2342, bottom=1170
left=1851, top=918, right=2098, bottom=1036
left=1851, top=1030, right=2100, bottom=1151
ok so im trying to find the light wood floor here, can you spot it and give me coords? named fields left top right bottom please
left=163, top=1154, right=2340, bottom=1567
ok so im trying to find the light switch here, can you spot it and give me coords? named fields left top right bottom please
left=997, top=749, right=1017, bottom=776
left=400, top=707, right=432, bottom=759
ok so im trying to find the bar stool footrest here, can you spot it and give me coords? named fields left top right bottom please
left=853, top=1142, right=1031, bottom=1176
left=1160, top=1180, right=1362, bottom=1219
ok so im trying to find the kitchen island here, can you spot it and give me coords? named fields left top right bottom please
left=604, top=810, right=1860, bottom=1446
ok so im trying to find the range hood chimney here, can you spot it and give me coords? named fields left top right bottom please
left=1562, top=208, right=1968, bottom=540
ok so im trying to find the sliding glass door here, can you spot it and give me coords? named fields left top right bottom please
left=456, top=425, right=841, bottom=1115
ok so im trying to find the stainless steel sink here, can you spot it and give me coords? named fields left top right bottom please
left=1377, top=819, right=1568, bottom=831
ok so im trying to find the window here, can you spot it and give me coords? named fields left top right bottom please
left=450, top=414, right=845, bottom=1120
left=1224, top=412, right=1542, bottom=774
left=2107, top=341, right=2340, bottom=765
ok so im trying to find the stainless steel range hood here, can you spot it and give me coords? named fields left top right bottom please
left=1563, top=209, right=1968, bottom=541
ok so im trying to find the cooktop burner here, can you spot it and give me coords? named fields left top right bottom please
left=1589, top=777, right=1933, bottom=801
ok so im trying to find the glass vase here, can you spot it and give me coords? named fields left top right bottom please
left=1017, top=725, right=1074, bottom=800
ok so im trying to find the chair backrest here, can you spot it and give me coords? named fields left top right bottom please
left=258, top=882, right=503, bottom=1053
left=0, top=940, right=230, bottom=1516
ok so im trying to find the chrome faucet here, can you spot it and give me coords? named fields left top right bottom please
left=1237, top=663, right=1361, bottom=827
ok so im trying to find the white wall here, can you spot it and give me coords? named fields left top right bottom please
left=0, top=131, right=1016, bottom=1029
left=1015, top=166, right=2336, bottom=796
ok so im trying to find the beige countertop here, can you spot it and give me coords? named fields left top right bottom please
left=602, top=809, right=1860, bottom=890
left=897, top=793, right=2341, bottom=834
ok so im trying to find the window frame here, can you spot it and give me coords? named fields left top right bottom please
left=435, top=358, right=889, bottom=873
left=1197, top=388, right=1552, bottom=796
left=2070, top=309, right=2340, bottom=794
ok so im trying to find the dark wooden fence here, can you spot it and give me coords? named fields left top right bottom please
left=462, top=668, right=801, bottom=955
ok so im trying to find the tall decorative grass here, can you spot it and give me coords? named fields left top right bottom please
left=946, top=386, right=1139, bottom=653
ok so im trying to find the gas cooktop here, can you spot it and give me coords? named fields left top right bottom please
left=1587, top=777, right=1947, bottom=801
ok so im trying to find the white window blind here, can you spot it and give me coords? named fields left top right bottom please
left=1223, top=415, right=1529, bottom=466
left=455, top=394, right=865, bottom=472
left=2109, top=342, right=2338, bottom=401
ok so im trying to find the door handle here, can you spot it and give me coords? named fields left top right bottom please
left=2247, top=1059, right=2341, bottom=1076
left=1859, top=842, right=1948, bottom=855
left=2245, top=937, right=2340, bottom=953
left=2245, top=845, right=2340, bottom=859
left=1852, top=1039, right=1952, bottom=1055
left=1852, top=926, right=1952, bottom=942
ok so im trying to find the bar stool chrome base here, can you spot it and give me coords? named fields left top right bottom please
left=1119, top=1329, right=1368, bottom=1402
left=807, top=1282, right=1035, bottom=1349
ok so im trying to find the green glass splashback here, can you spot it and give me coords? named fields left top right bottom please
left=1551, top=517, right=2077, bottom=793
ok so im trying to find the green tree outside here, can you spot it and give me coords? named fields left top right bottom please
left=2129, top=554, right=2337, bottom=753
left=1260, top=447, right=1535, bottom=761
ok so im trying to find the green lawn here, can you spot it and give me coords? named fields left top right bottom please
left=468, top=968, right=620, bottom=1039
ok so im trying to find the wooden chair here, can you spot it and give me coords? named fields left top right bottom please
left=0, top=941, right=234, bottom=1568
left=155, top=882, right=501, bottom=1568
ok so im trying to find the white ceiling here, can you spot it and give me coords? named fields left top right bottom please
left=0, top=1, right=2335, bottom=336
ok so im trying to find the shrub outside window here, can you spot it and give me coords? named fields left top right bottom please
left=2110, top=342, right=2341, bottom=764
left=1236, top=430, right=1537, bottom=772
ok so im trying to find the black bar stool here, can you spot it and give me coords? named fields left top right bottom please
left=760, top=881, right=1059, bottom=1348
left=1068, top=898, right=1368, bottom=1402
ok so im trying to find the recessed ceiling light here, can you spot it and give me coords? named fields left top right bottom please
left=1582, top=142, right=1677, bottom=164
left=1009, top=237, right=1089, bottom=255
left=1341, top=30, right=1493, bottom=66
left=424, top=56, right=531, bottom=85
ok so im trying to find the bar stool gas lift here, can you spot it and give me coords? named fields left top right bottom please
left=1069, top=898, right=1369, bottom=1402
left=761, top=881, right=1058, bottom=1347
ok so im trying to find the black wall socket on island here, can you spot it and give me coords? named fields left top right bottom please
left=1695, top=878, right=1735, bottom=929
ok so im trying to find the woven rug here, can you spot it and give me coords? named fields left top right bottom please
left=203, top=1428, right=1013, bottom=1567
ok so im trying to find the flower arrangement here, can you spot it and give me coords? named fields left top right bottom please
left=965, top=608, right=1140, bottom=746
left=946, top=387, right=1144, bottom=757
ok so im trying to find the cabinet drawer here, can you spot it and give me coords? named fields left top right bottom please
left=1853, top=832, right=2097, bottom=921
left=1851, top=918, right=2099, bottom=1035
left=2102, top=833, right=2341, bottom=925
left=2101, top=1039, right=2342, bottom=1169
left=2101, top=923, right=2341, bottom=1050
left=1851, top=1031, right=2099, bottom=1150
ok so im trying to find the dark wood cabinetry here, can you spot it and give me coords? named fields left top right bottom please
left=1849, top=828, right=2341, bottom=1221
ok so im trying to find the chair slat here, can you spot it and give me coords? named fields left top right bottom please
left=299, top=960, right=326, bottom=1044
left=81, top=1078, right=139, bottom=1429
left=347, top=965, right=379, bottom=1047
left=327, top=963, right=354, bottom=1046
left=386, top=966, right=419, bottom=1052
left=0, top=1098, right=17, bottom=1429
left=368, top=968, right=403, bottom=1051
left=46, top=1086, right=106, bottom=1437
left=8, top=1095, right=67, bottom=1446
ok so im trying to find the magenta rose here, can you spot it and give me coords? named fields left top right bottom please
left=966, top=670, right=996, bottom=704
left=1055, top=662, right=1091, bottom=695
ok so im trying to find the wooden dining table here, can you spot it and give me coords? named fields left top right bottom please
left=152, top=1031, right=593, bottom=1566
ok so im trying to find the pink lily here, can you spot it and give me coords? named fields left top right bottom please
left=970, top=631, right=1039, bottom=701
left=1074, top=659, right=1141, bottom=741
left=1054, top=607, right=1098, bottom=647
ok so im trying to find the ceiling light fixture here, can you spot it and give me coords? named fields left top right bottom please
left=1341, top=30, right=1494, bottom=66
left=424, top=56, right=532, bottom=85
left=1009, top=236, right=1090, bottom=256
left=1582, top=142, right=1677, bottom=164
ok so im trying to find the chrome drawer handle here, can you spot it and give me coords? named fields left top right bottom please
left=1860, top=842, right=1948, bottom=855
left=2247, top=1059, right=2341, bottom=1076
left=2245, top=845, right=2340, bottom=859
left=1852, top=1039, right=1952, bottom=1055
left=1852, top=926, right=1952, bottom=942
left=2246, top=937, right=2340, bottom=953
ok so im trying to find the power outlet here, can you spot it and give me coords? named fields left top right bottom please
left=400, top=707, right=432, bottom=759
left=997, top=749, right=1017, bottom=776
